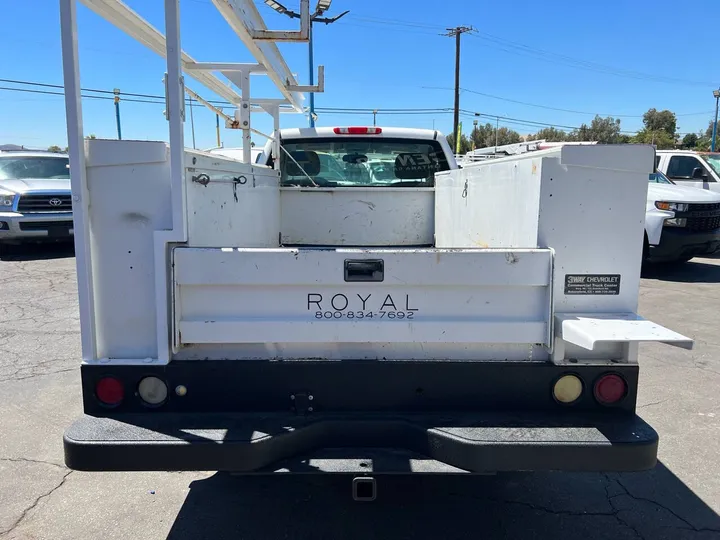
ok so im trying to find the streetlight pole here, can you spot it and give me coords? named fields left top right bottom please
left=712, top=88, right=720, bottom=152
left=264, top=0, right=348, bottom=128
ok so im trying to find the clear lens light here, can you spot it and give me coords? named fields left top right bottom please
left=553, top=375, right=583, bottom=404
left=138, top=377, right=168, bottom=406
left=0, top=195, right=14, bottom=208
left=655, top=201, right=688, bottom=212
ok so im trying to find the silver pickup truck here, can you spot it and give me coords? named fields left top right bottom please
left=0, top=151, right=73, bottom=246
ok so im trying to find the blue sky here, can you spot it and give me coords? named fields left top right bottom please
left=1, top=0, right=718, bottom=150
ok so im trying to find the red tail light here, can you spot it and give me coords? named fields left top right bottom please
left=333, top=127, right=382, bottom=135
left=95, top=377, right=124, bottom=406
left=593, top=374, right=627, bottom=405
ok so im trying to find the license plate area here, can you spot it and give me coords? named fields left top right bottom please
left=172, top=247, right=554, bottom=347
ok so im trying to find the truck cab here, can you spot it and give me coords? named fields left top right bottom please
left=656, top=150, right=720, bottom=190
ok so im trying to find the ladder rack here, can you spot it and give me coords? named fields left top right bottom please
left=62, top=0, right=322, bottom=164
left=59, top=0, right=322, bottom=362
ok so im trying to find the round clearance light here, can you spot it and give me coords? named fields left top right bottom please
left=553, top=374, right=583, bottom=404
left=594, top=374, right=627, bottom=405
left=138, top=377, right=168, bottom=406
left=96, top=377, right=124, bottom=407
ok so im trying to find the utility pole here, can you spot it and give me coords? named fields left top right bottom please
left=443, top=26, right=474, bottom=153
left=712, top=88, right=719, bottom=152
left=265, top=0, right=349, bottom=128
left=373, top=109, right=378, bottom=127
left=113, top=88, right=122, bottom=140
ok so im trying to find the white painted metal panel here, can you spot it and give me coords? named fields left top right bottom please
left=435, top=156, right=542, bottom=248
left=556, top=313, right=693, bottom=351
left=85, top=140, right=172, bottom=359
left=174, top=248, right=552, bottom=286
left=185, top=151, right=280, bottom=247
left=173, top=343, right=548, bottom=362
left=173, top=248, right=553, bottom=348
left=280, top=188, right=435, bottom=246
left=537, top=145, right=654, bottom=313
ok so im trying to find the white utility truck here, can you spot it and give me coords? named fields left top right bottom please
left=60, top=0, right=693, bottom=500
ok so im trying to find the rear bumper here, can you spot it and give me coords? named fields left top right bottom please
left=648, top=227, right=720, bottom=262
left=64, top=411, right=658, bottom=473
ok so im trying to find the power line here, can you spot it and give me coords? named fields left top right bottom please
left=0, top=79, right=701, bottom=136
left=326, top=15, right=717, bottom=88
left=423, top=85, right=715, bottom=118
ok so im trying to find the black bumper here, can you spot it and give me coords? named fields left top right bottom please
left=64, top=411, right=658, bottom=473
left=648, top=227, right=720, bottom=262
left=66, top=361, right=655, bottom=473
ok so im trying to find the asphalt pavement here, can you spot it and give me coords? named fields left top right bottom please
left=0, top=243, right=718, bottom=540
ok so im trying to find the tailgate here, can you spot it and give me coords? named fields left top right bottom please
left=172, top=248, right=553, bottom=346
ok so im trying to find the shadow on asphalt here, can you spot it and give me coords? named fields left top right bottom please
left=0, top=242, right=75, bottom=262
left=642, top=259, right=720, bottom=283
left=167, top=462, right=720, bottom=539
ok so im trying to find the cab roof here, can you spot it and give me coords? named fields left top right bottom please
left=279, top=127, right=442, bottom=141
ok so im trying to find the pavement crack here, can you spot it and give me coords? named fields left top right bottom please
left=0, top=458, right=65, bottom=469
left=603, top=478, right=645, bottom=539
left=0, top=367, right=75, bottom=384
left=0, top=470, right=73, bottom=538
left=611, top=476, right=720, bottom=534
left=637, top=398, right=671, bottom=409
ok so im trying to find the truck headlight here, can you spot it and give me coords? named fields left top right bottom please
left=0, top=194, right=15, bottom=209
left=664, top=218, right=687, bottom=227
left=655, top=201, right=688, bottom=212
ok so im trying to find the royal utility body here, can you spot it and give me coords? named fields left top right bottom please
left=59, top=0, right=693, bottom=491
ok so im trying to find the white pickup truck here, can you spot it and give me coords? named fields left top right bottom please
left=656, top=150, right=720, bottom=189
left=644, top=170, right=720, bottom=262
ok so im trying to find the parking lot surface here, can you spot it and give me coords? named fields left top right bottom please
left=0, top=244, right=719, bottom=539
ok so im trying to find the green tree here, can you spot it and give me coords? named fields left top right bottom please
left=570, top=115, right=622, bottom=143
left=47, top=145, right=63, bottom=153
left=706, top=119, right=718, bottom=139
left=642, top=108, right=677, bottom=137
left=682, top=133, right=699, bottom=149
left=531, top=127, right=569, bottom=142
left=446, top=133, right=471, bottom=154
left=632, top=129, right=675, bottom=149
left=467, top=123, right=522, bottom=149
left=632, top=109, right=679, bottom=149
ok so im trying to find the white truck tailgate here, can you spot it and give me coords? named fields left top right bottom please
left=172, top=248, right=553, bottom=346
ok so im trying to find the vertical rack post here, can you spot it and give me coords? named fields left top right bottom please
left=164, top=0, right=186, bottom=228
left=240, top=70, right=252, bottom=164
left=60, top=0, right=97, bottom=362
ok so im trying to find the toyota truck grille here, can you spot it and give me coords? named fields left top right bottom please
left=684, top=203, right=720, bottom=232
left=16, top=194, right=73, bottom=213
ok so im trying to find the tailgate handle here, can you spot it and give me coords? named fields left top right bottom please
left=344, top=259, right=384, bottom=282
